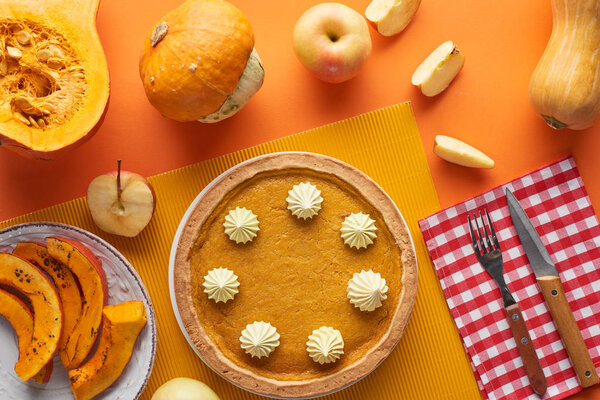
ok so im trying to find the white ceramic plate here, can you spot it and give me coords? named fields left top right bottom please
left=0, top=222, right=157, bottom=400
left=168, top=152, right=418, bottom=399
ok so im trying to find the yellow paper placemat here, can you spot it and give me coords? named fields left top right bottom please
left=1, top=103, right=481, bottom=400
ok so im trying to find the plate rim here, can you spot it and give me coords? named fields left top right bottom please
left=0, top=221, right=157, bottom=400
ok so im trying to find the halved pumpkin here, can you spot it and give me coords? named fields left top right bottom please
left=46, top=237, right=107, bottom=369
left=0, top=288, right=53, bottom=384
left=0, top=253, right=62, bottom=381
left=69, top=301, right=147, bottom=400
left=13, top=241, right=83, bottom=368
left=0, top=0, right=109, bottom=160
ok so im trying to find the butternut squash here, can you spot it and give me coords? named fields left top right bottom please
left=46, top=236, right=107, bottom=369
left=529, top=0, right=600, bottom=130
left=0, top=0, right=109, bottom=159
left=69, top=301, right=147, bottom=400
left=0, top=288, right=53, bottom=384
left=0, top=253, right=62, bottom=381
left=13, top=241, right=83, bottom=368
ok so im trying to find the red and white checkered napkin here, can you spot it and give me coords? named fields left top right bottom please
left=418, top=157, right=600, bottom=400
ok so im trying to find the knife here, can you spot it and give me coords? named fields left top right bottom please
left=506, top=188, right=599, bottom=388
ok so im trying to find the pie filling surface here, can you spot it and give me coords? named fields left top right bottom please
left=189, top=168, right=404, bottom=381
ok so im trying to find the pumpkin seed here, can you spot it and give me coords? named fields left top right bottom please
left=47, top=45, right=64, bottom=58
left=47, top=57, right=65, bottom=69
left=28, top=115, right=39, bottom=127
left=151, top=22, right=168, bottom=47
left=6, top=46, right=21, bottom=59
left=0, top=60, right=7, bottom=76
left=16, top=31, right=31, bottom=45
left=16, top=113, right=30, bottom=125
left=37, top=49, right=53, bottom=62
left=38, top=118, right=46, bottom=127
left=189, top=63, right=197, bottom=72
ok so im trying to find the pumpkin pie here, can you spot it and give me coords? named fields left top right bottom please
left=173, top=152, right=417, bottom=398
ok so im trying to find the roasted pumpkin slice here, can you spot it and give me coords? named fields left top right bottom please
left=46, top=237, right=107, bottom=369
left=0, top=253, right=62, bottom=381
left=0, top=288, right=53, bottom=383
left=0, top=0, right=109, bottom=159
left=69, top=301, right=147, bottom=400
left=13, top=241, right=83, bottom=368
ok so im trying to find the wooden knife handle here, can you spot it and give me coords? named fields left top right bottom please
left=538, top=276, right=599, bottom=387
left=506, top=303, right=548, bottom=395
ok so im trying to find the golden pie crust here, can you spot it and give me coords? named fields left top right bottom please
left=173, top=152, right=417, bottom=398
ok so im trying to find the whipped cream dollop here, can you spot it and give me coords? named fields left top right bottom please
left=240, top=321, right=280, bottom=358
left=347, top=269, right=388, bottom=311
left=223, top=207, right=259, bottom=244
left=340, top=212, right=377, bottom=249
left=306, top=326, right=344, bottom=364
left=203, top=267, right=240, bottom=303
left=286, top=182, right=323, bottom=220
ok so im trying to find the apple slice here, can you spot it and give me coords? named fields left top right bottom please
left=69, top=301, right=147, bottom=400
left=0, top=253, right=62, bottom=381
left=365, top=0, right=421, bottom=36
left=87, top=160, right=156, bottom=237
left=13, top=241, right=83, bottom=368
left=412, top=41, right=465, bottom=96
left=47, top=237, right=107, bottom=369
left=433, top=135, right=495, bottom=168
left=0, top=288, right=54, bottom=384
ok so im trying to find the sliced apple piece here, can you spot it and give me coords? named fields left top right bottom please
left=0, top=253, right=62, bottom=381
left=433, top=135, right=495, bottom=168
left=46, top=237, right=107, bottom=369
left=412, top=41, right=465, bottom=96
left=69, top=301, right=147, bottom=400
left=0, top=288, right=54, bottom=384
left=365, top=0, right=421, bottom=36
left=13, top=241, right=83, bottom=368
left=87, top=160, right=156, bottom=237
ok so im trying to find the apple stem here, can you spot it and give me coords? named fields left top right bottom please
left=117, top=160, right=123, bottom=206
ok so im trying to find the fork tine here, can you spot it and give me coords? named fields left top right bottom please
left=473, top=213, right=488, bottom=253
left=485, top=209, right=500, bottom=249
left=467, top=215, right=481, bottom=257
left=479, top=210, right=494, bottom=250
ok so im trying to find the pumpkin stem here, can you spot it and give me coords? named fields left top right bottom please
left=542, top=115, right=568, bottom=130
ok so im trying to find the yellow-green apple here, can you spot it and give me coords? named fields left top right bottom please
left=151, top=378, right=221, bottom=400
left=412, top=41, right=465, bottom=96
left=365, top=0, right=421, bottom=36
left=293, top=3, right=372, bottom=83
left=87, top=160, right=156, bottom=237
left=433, top=135, right=495, bottom=168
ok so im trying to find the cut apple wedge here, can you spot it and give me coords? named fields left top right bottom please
left=433, top=135, right=495, bottom=168
left=0, top=288, right=54, bottom=384
left=0, top=253, right=62, bottom=381
left=47, top=237, right=107, bottom=369
left=412, top=41, right=465, bottom=96
left=69, top=301, right=147, bottom=400
left=13, top=241, right=83, bottom=367
left=365, top=0, right=421, bottom=36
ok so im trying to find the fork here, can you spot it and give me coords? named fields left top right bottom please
left=468, top=209, right=547, bottom=395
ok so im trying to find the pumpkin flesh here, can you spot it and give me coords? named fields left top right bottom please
left=0, top=0, right=109, bottom=159
left=529, top=0, right=600, bottom=130
left=0, top=253, right=62, bottom=381
left=69, top=301, right=147, bottom=400
left=12, top=241, right=83, bottom=368
left=46, top=236, right=107, bottom=369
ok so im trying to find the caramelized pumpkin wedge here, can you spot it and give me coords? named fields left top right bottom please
left=69, top=301, right=147, bottom=400
left=13, top=241, right=83, bottom=368
left=0, top=288, right=53, bottom=384
left=0, top=0, right=109, bottom=159
left=46, top=237, right=107, bottom=369
left=0, top=253, right=62, bottom=381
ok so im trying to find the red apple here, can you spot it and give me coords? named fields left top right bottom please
left=87, top=160, right=156, bottom=237
left=293, top=3, right=372, bottom=83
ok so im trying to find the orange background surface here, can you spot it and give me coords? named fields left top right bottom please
left=1, top=0, right=599, bottom=398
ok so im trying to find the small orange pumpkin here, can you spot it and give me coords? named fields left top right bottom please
left=139, top=0, right=264, bottom=122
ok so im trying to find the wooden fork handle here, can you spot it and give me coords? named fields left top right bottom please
left=538, top=276, right=599, bottom=388
left=506, top=304, right=548, bottom=395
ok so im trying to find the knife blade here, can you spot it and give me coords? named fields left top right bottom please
left=506, top=187, right=599, bottom=388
